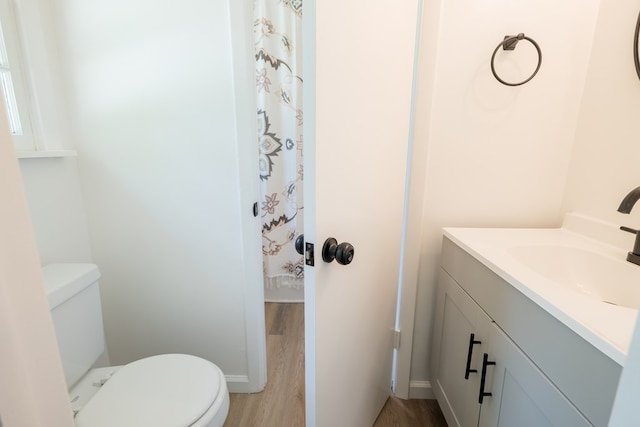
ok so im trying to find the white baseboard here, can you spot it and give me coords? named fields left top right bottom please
left=409, top=380, right=435, bottom=399
left=229, top=376, right=434, bottom=397
left=225, top=375, right=250, bottom=393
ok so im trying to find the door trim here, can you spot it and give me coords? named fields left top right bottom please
left=228, top=0, right=267, bottom=393
left=393, top=0, right=442, bottom=399
left=302, top=0, right=317, bottom=422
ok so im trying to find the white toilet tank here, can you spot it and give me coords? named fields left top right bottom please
left=43, top=264, right=105, bottom=388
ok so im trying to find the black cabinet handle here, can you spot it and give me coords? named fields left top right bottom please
left=478, top=353, right=496, bottom=404
left=465, top=333, right=482, bottom=379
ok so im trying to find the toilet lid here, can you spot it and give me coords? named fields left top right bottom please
left=75, top=354, right=223, bottom=427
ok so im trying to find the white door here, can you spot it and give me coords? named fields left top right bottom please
left=303, top=1, right=421, bottom=426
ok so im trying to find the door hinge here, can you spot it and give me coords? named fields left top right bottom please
left=393, top=329, right=401, bottom=349
left=305, top=242, right=315, bottom=266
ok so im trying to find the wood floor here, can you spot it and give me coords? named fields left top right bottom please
left=225, top=303, right=305, bottom=426
left=224, top=303, right=447, bottom=426
left=373, top=397, right=447, bottom=427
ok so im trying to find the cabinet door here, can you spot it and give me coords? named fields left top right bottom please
left=478, top=324, right=592, bottom=427
left=431, top=268, right=492, bottom=427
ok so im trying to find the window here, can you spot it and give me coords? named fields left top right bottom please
left=0, top=0, right=36, bottom=152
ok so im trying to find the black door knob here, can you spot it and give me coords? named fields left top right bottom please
left=322, top=237, right=355, bottom=265
left=295, top=234, right=304, bottom=255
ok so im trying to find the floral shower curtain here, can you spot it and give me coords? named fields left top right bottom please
left=254, top=0, right=304, bottom=299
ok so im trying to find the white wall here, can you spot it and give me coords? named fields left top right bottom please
left=410, top=0, right=600, bottom=385
left=50, top=0, right=263, bottom=391
left=12, top=0, right=94, bottom=267
left=563, top=0, right=640, bottom=226
left=13, top=0, right=73, bottom=151
left=19, top=158, right=93, bottom=265
left=563, top=0, right=640, bottom=422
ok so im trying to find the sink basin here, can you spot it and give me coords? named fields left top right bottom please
left=508, top=245, right=640, bottom=309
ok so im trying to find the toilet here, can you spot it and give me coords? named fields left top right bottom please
left=43, top=263, right=230, bottom=427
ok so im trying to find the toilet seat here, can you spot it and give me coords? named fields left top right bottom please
left=75, top=354, right=228, bottom=427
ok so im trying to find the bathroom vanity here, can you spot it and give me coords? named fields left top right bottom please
left=430, top=218, right=638, bottom=427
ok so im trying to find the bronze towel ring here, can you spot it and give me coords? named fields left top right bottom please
left=491, top=33, right=542, bottom=86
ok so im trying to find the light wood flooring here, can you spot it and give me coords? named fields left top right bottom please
left=373, top=397, right=447, bottom=427
left=224, top=302, right=447, bottom=426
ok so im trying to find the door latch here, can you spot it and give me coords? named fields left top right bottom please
left=295, top=235, right=314, bottom=267
left=305, top=242, right=315, bottom=266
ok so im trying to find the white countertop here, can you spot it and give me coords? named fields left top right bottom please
left=442, top=215, right=639, bottom=366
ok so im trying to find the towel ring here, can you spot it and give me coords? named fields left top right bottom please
left=491, top=33, right=542, bottom=86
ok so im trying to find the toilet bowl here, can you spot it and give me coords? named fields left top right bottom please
left=43, top=264, right=230, bottom=427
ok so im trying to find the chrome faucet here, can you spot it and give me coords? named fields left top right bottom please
left=618, top=186, right=640, bottom=266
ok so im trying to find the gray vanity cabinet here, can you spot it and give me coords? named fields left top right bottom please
left=430, top=268, right=492, bottom=426
left=431, top=267, right=590, bottom=427
left=478, top=323, right=590, bottom=427
left=431, top=236, right=621, bottom=427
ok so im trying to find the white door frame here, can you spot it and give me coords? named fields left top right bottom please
left=393, top=0, right=441, bottom=400
left=228, top=0, right=267, bottom=393
left=301, top=0, right=317, bottom=421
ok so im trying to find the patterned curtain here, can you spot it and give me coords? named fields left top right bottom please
left=254, top=0, right=304, bottom=297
